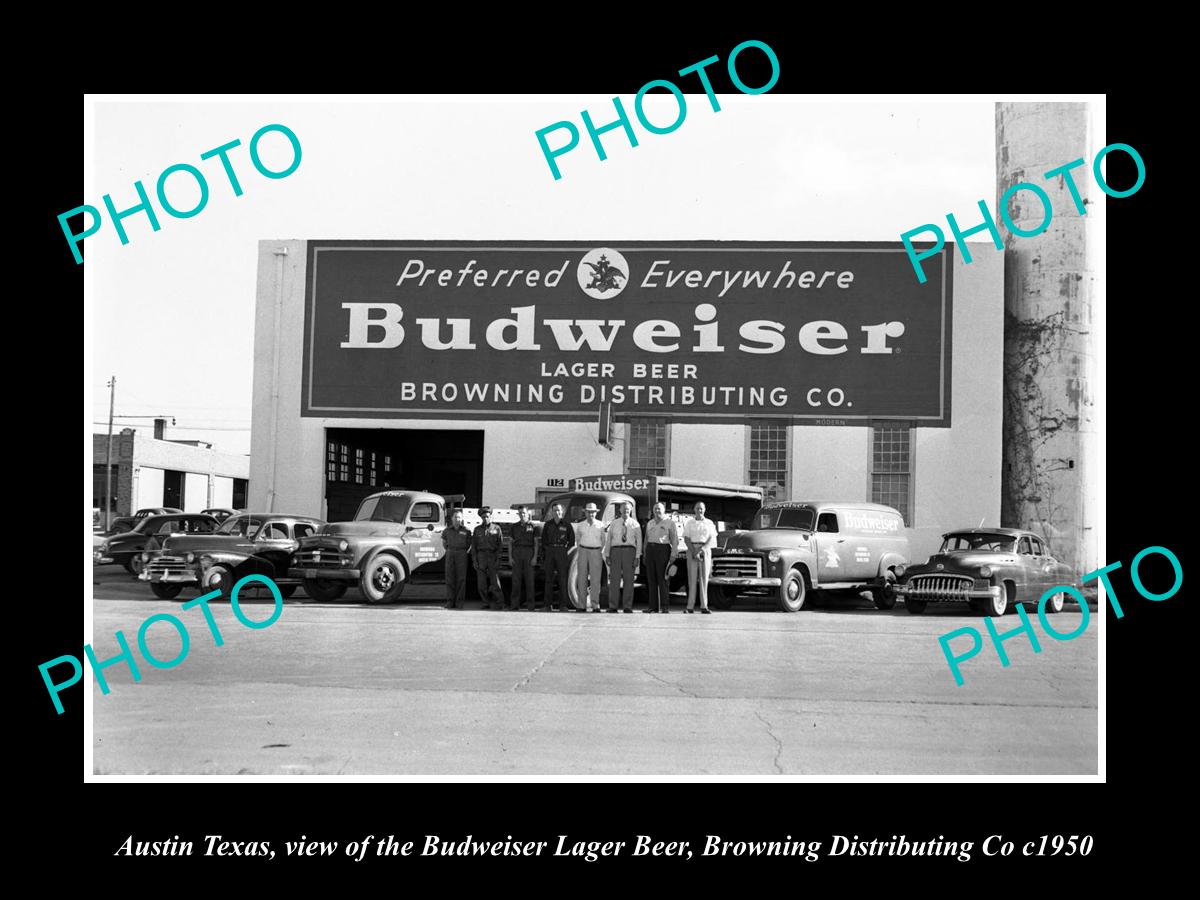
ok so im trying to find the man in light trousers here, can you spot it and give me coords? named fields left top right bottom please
left=574, top=502, right=606, bottom=613
left=683, top=501, right=717, bottom=614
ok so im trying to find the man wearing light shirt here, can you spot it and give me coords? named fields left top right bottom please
left=643, top=502, right=679, bottom=613
left=682, top=501, right=717, bottom=614
left=603, top=501, right=641, bottom=613
left=574, top=503, right=607, bottom=612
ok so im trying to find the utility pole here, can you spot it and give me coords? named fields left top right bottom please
left=105, top=376, right=115, bottom=530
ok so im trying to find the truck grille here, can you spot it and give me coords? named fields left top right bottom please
left=712, top=556, right=763, bottom=579
left=293, top=549, right=351, bottom=570
left=908, top=574, right=974, bottom=601
left=145, top=555, right=193, bottom=578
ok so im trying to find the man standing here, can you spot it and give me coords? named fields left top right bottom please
left=642, top=502, right=679, bottom=614
left=510, top=506, right=538, bottom=611
left=541, top=502, right=574, bottom=611
left=683, top=501, right=717, bottom=614
left=471, top=507, right=505, bottom=610
left=604, top=501, right=641, bottom=613
left=441, top=508, right=473, bottom=609
left=574, top=502, right=606, bottom=613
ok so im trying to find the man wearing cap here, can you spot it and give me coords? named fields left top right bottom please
left=642, top=502, right=679, bottom=613
left=683, top=501, right=718, bottom=614
left=510, top=506, right=538, bottom=611
left=541, top=502, right=574, bottom=611
left=470, top=507, right=505, bottom=610
left=574, top=502, right=606, bottom=613
left=603, top=501, right=641, bottom=613
left=441, top=508, right=473, bottom=609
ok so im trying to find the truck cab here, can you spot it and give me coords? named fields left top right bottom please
left=289, top=490, right=462, bottom=603
left=710, top=501, right=910, bottom=612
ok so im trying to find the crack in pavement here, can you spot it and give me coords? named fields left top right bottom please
left=754, top=711, right=785, bottom=774
left=510, top=625, right=584, bottom=692
left=641, top=668, right=700, bottom=699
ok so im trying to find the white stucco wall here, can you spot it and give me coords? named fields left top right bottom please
left=135, top=466, right=164, bottom=509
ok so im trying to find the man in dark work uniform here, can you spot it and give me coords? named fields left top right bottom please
left=540, top=502, right=575, bottom=611
left=441, top=508, right=473, bottom=609
left=510, top=506, right=538, bottom=611
left=471, top=507, right=505, bottom=610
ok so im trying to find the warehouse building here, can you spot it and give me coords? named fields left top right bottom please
left=250, top=240, right=1001, bottom=559
left=94, top=423, right=249, bottom=519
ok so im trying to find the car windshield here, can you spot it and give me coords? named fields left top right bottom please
left=355, top=495, right=410, bottom=523
left=131, top=517, right=159, bottom=534
left=754, top=506, right=815, bottom=531
left=218, top=515, right=266, bottom=539
left=940, top=533, right=1017, bottom=552
left=547, top=494, right=609, bottom=523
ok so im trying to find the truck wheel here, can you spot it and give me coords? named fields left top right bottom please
left=360, top=554, right=406, bottom=604
left=303, top=578, right=347, bottom=601
left=1042, top=591, right=1066, bottom=614
left=905, top=598, right=927, bottom=614
left=150, top=582, right=182, bottom=600
left=872, top=570, right=898, bottom=610
left=708, top=585, right=736, bottom=610
left=778, top=569, right=807, bottom=612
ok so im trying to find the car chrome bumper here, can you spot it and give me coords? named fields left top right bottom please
left=289, top=568, right=361, bottom=581
left=709, top=576, right=782, bottom=588
left=896, top=585, right=1001, bottom=601
left=139, top=572, right=199, bottom=584
left=93, top=553, right=113, bottom=564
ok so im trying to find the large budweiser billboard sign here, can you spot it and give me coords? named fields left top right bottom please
left=302, top=241, right=953, bottom=425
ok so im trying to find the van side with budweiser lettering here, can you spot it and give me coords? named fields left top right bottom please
left=709, top=501, right=909, bottom=612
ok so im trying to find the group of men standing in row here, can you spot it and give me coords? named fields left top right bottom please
left=440, top=501, right=720, bottom=613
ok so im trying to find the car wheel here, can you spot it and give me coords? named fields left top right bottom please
left=150, top=582, right=182, bottom=600
left=303, top=578, right=348, bottom=601
left=983, top=586, right=1010, bottom=617
left=905, top=598, right=927, bottom=614
left=1043, top=590, right=1065, bottom=614
left=872, top=570, right=898, bottom=610
left=360, top=554, right=406, bottom=604
left=201, top=564, right=235, bottom=598
left=708, top=585, right=736, bottom=610
left=124, top=556, right=145, bottom=576
left=778, top=569, right=806, bottom=612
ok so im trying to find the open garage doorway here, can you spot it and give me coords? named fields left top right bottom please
left=324, top=428, right=484, bottom=522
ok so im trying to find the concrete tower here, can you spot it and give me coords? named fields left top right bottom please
left=996, top=102, right=1098, bottom=575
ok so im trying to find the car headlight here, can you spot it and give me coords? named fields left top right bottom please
left=894, top=564, right=906, bottom=578
left=141, top=552, right=150, bottom=562
left=100, top=541, right=110, bottom=552
left=339, top=539, right=349, bottom=552
left=767, top=550, right=781, bottom=563
left=186, top=552, right=195, bottom=563
left=979, top=565, right=992, bottom=578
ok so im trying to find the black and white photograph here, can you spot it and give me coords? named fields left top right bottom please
left=80, top=90, right=1108, bottom=779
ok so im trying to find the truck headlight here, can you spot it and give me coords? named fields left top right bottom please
left=767, top=550, right=781, bottom=563
left=339, top=540, right=349, bottom=552
left=979, top=565, right=992, bottom=578
left=186, top=552, right=195, bottom=563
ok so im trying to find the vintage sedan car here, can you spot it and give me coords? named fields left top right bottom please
left=104, top=507, right=185, bottom=535
left=139, top=513, right=325, bottom=600
left=94, top=513, right=220, bottom=575
left=895, top=527, right=1076, bottom=617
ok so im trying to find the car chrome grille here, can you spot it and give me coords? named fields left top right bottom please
left=908, top=574, right=974, bottom=601
left=145, top=555, right=193, bottom=577
left=712, top=556, right=763, bottom=579
left=293, top=549, right=351, bottom=569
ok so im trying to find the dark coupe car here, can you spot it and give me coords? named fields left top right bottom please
left=103, top=507, right=185, bottom=536
left=140, top=513, right=325, bottom=600
left=895, top=527, right=1076, bottom=617
left=94, top=513, right=220, bottom=575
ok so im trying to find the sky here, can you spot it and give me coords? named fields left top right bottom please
left=88, top=96, right=997, bottom=456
